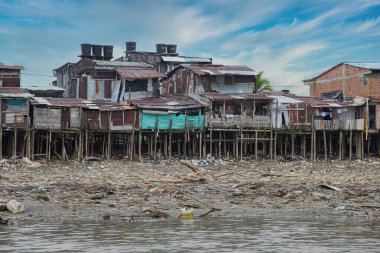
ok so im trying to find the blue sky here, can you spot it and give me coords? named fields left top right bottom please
left=1, top=0, right=380, bottom=95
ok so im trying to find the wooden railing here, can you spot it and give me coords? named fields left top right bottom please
left=210, top=115, right=271, bottom=128
left=313, top=119, right=364, bottom=130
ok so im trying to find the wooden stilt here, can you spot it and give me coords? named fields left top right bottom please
left=255, top=130, right=258, bottom=161
left=349, top=130, right=353, bottom=160
left=269, top=129, right=273, bottom=160
left=61, top=133, right=65, bottom=160
left=169, top=117, right=172, bottom=159
left=323, top=129, right=327, bottom=161
left=313, top=130, right=317, bottom=161
left=274, top=130, right=277, bottom=160
left=339, top=131, right=342, bottom=160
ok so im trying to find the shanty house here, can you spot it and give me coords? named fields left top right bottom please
left=124, top=42, right=212, bottom=74
left=162, top=64, right=256, bottom=95
left=0, top=87, right=32, bottom=128
left=129, top=95, right=204, bottom=131
left=31, top=98, right=83, bottom=131
left=0, top=64, right=24, bottom=88
left=81, top=100, right=138, bottom=131
left=194, top=92, right=272, bottom=129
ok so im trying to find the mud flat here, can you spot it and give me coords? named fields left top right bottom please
left=1, top=157, right=379, bottom=223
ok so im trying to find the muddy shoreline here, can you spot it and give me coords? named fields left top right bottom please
left=1, top=158, right=379, bottom=224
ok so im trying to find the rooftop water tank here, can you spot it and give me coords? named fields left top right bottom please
left=167, top=44, right=177, bottom=54
left=126, top=41, right=137, bottom=52
left=81, top=43, right=92, bottom=56
left=156, top=44, right=166, bottom=54
left=92, top=44, right=102, bottom=58
left=103, top=45, right=113, bottom=60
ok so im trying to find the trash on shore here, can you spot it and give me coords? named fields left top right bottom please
left=178, top=208, right=195, bottom=219
left=6, top=200, right=24, bottom=214
left=21, top=157, right=43, bottom=168
left=320, top=184, right=343, bottom=192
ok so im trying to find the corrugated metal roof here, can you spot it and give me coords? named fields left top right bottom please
left=30, top=97, right=135, bottom=110
left=92, top=60, right=153, bottom=69
left=182, top=65, right=255, bottom=76
left=269, top=95, right=303, bottom=104
left=22, top=85, right=65, bottom=92
left=129, top=95, right=201, bottom=109
left=117, top=69, right=166, bottom=79
left=199, top=92, right=272, bottom=102
left=0, top=64, right=24, bottom=70
left=346, top=62, right=380, bottom=70
left=0, top=87, right=32, bottom=98
left=161, top=56, right=212, bottom=63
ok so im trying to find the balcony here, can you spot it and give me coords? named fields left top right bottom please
left=313, top=119, right=364, bottom=131
left=210, top=115, right=271, bottom=129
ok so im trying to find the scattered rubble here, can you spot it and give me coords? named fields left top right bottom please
left=0, top=157, right=379, bottom=222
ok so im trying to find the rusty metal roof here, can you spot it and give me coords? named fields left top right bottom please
left=23, top=85, right=65, bottom=92
left=117, top=69, right=166, bottom=79
left=199, top=92, right=272, bottom=102
left=93, top=60, right=152, bottom=69
left=181, top=65, right=255, bottom=76
left=30, top=97, right=135, bottom=110
left=0, top=64, right=24, bottom=70
left=128, top=95, right=202, bottom=109
left=0, top=87, right=32, bottom=98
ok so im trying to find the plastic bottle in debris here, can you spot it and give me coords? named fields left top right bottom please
left=6, top=200, right=24, bottom=214
left=178, top=208, right=195, bottom=220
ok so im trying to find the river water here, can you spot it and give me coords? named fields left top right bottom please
left=0, top=218, right=379, bottom=252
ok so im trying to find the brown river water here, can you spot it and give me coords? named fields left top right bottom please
left=0, top=218, right=379, bottom=252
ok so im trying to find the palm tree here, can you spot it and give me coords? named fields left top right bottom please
left=255, top=71, right=272, bottom=93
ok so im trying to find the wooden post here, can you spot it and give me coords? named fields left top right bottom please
left=138, top=111, right=142, bottom=161
left=323, top=129, right=327, bottom=161
left=339, top=131, right=342, bottom=160
left=130, top=111, right=137, bottom=160
left=169, top=116, right=172, bottom=159
left=291, top=125, right=295, bottom=159
left=303, top=134, right=306, bottom=158
left=48, top=130, right=52, bottom=160
left=255, top=130, right=258, bottom=161
left=240, top=127, right=243, bottom=160
left=218, top=131, right=221, bottom=158
left=61, top=133, right=65, bottom=160
left=313, top=130, right=317, bottom=161
left=13, top=128, right=17, bottom=158
left=274, top=129, right=277, bottom=160
left=154, top=115, right=158, bottom=159
left=0, top=98, right=2, bottom=159
left=184, top=111, right=188, bottom=158
left=349, top=130, right=353, bottom=160
left=329, top=133, right=332, bottom=158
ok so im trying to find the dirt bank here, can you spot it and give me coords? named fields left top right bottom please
left=1, top=157, right=379, bottom=223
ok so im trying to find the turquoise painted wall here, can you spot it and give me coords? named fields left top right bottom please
left=141, top=113, right=205, bottom=130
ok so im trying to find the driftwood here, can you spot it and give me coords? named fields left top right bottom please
left=181, top=162, right=200, bottom=173
left=199, top=207, right=222, bottom=218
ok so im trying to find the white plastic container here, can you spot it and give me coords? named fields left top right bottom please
left=6, top=199, right=24, bottom=214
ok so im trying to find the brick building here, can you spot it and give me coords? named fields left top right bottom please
left=304, top=62, right=380, bottom=130
left=303, top=62, right=380, bottom=99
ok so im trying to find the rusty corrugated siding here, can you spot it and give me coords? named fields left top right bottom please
left=80, top=76, right=87, bottom=99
